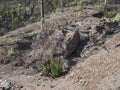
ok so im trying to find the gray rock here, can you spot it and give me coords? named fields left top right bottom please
left=63, top=30, right=80, bottom=57
left=92, top=12, right=104, bottom=18
left=0, top=80, right=11, bottom=90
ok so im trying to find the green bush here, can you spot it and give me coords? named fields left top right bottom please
left=0, top=0, right=40, bottom=34
left=42, top=61, right=50, bottom=76
left=113, top=13, right=120, bottom=21
left=42, top=57, right=64, bottom=78
left=104, top=11, right=116, bottom=18
left=7, top=47, right=14, bottom=56
left=77, top=0, right=86, bottom=10
left=50, top=58, right=63, bottom=77
left=0, top=0, right=88, bottom=35
left=0, top=2, right=24, bottom=33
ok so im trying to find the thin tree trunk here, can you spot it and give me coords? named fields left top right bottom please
left=105, top=0, right=107, bottom=5
left=41, top=0, right=44, bottom=30
left=104, top=0, right=107, bottom=11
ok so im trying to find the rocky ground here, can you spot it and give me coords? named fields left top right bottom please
left=0, top=6, right=120, bottom=90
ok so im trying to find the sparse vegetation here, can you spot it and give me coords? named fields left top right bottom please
left=42, top=47, right=64, bottom=78
left=0, top=1, right=25, bottom=32
left=69, top=10, right=74, bottom=16
left=104, top=11, right=116, bottom=18
left=0, top=0, right=84, bottom=35
left=93, top=4, right=103, bottom=12
left=113, top=13, right=120, bottom=21
left=7, top=47, right=14, bottom=56
left=7, top=38, right=22, bottom=43
left=70, top=0, right=77, bottom=6
left=77, top=12, right=81, bottom=17
left=42, top=57, right=64, bottom=78
left=50, top=58, right=63, bottom=77
left=0, top=0, right=40, bottom=34
left=77, top=0, right=86, bottom=10
left=28, top=30, right=41, bottom=36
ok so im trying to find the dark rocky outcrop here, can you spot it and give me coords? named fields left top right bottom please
left=92, top=12, right=104, bottom=18
left=63, top=30, right=80, bottom=57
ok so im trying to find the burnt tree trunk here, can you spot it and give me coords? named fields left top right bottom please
left=41, top=0, right=44, bottom=30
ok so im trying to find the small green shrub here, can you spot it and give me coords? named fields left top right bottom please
left=42, top=57, right=64, bottom=78
left=28, top=30, right=41, bottom=36
left=42, top=61, right=50, bottom=76
left=50, top=58, right=63, bottom=77
left=113, top=13, right=120, bottom=21
left=30, top=16, right=36, bottom=21
left=77, top=0, right=84, bottom=10
left=69, top=10, right=74, bottom=16
left=104, top=11, right=116, bottom=18
left=70, top=0, right=77, bottom=6
left=55, top=8, right=60, bottom=13
left=7, top=47, right=14, bottom=56
left=77, top=12, right=81, bottom=17
left=7, top=38, right=22, bottom=43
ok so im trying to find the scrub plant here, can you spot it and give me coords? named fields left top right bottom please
left=42, top=57, right=64, bottom=78
left=42, top=47, right=64, bottom=78
left=7, top=47, right=14, bottom=56
left=113, top=13, right=120, bottom=21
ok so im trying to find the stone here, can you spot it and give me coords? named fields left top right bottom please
left=95, top=25, right=104, bottom=34
left=63, top=30, right=80, bottom=57
left=92, top=12, right=104, bottom=18
left=0, top=80, right=11, bottom=90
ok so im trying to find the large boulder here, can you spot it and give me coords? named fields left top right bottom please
left=63, top=30, right=80, bottom=57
